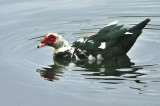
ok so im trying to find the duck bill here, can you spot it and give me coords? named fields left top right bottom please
left=37, top=43, right=47, bottom=48
left=37, top=37, right=48, bottom=48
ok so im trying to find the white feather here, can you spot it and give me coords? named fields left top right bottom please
left=53, top=47, right=70, bottom=56
left=52, top=33, right=71, bottom=56
left=88, top=54, right=96, bottom=60
left=77, top=38, right=84, bottom=43
left=97, top=54, right=103, bottom=60
left=106, top=20, right=119, bottom=26
left=87, top=40, right=94, bottom=44
left=98, top=42, right=106, bottom=49
left=125, top=32, right=133, bottom=34
left=74, top=54, right=80, bottom=60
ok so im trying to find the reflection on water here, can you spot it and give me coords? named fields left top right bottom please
left=37, top=55, right=148, bottom=83
left=37, top=59, right=71, bottom=81
left=1, top=0, right=160, bottom=105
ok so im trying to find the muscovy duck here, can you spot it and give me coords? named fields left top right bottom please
left=37, top=18, right=150, bottom=60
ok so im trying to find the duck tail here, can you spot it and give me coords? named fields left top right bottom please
left=117, top=18, right=151, bottom=54
left=128, top=18, right=151, bottom=32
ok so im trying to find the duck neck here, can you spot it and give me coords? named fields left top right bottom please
left=52, top=38, right=71, bottom=56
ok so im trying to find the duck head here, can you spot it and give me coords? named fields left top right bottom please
left=37, top=33, right=58, bottom=48
left=38, top=33, right=70, bottom=50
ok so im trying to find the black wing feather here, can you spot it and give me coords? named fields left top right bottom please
left=72, top=22, right=128, bottom=50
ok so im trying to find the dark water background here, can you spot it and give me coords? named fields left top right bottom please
left=0, top=0, right=160, bottom=106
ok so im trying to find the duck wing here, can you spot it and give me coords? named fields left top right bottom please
left=71, top=19, right=150, bottom=59
left=72, top=21, right=128, bottom=51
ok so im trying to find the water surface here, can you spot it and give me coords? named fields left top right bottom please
left=0, top=0, right=160, bottom=106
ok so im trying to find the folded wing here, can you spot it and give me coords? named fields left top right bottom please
left=72, top=21, right=128, bottom=51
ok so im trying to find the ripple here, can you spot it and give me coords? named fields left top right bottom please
left=72, top=32, right=97, bottom=35
left=28, top=35, right=45, bottom=41
left=1, top=0, right=160, bottom=105
left=0, top=28, right=54, bottom=71
left=108, top=15, right=160, bottom=18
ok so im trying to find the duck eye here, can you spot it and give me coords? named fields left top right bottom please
left=50, top=36, right=54, bottom=38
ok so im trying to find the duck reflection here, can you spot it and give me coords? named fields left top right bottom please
left=37, top=55, right=143, bottom=82
left=36, top=59, right=71, bottom=81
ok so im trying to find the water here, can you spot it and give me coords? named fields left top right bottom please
left=0, top=0, right=160, bottom=106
